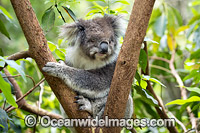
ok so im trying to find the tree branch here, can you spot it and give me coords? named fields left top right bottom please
left=142, top=42, right=178, bottom=132
left=4, top=69, right=63, bottom=119
left=0, top=51, right=29, bottom=71
left=102, top=0, right=156, bottom=132
left=169, top=50, right=197, bottom=132
left=10, top=0, right=90, bottom=132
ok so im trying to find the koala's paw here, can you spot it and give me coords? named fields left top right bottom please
left=42, top=62, right=63, bottom=77
left=74, top=95, right=92, bottom=114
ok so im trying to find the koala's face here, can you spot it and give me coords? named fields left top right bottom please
left=60, top=15, right=125, bottom=61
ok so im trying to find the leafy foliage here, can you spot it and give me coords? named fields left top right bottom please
left=0, top=0, right=200, bottom=132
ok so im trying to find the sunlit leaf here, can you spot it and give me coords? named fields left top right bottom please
left=140, top=80, right=147, bottom=89
left=47, top=41, right=57, bottom=52
left=175, top=25, right=189, bottom=35
left=142, top=75, right=166, bottom=87
left=0, top=18, right=10, bottom=40
left=0, top=75, right=18, bottom=108
left=144, top=37, right=159, bottom=44
left=0, top=5, right=13, bottom=22
left=188, top=15, right=200, bottom=25
left=166, top=96, right=200, bottom=106
left=62, top=6, right=77, bottom=22
left=55, top=49, right=65, bottom=60
left=114, top=0, right=130, bottom=5
left=167, top=34, right=176, bottom=51
left=42, top=6, right=55, bottom=32
left=186, top=87, right=200, bottom=94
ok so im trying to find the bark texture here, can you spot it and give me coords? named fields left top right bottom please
left=103, top=0, right=155, bottom=132
left=10, top=0, right=90, bottom=132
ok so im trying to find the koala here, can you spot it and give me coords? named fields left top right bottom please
left=42, top=15, right=133, bottom=118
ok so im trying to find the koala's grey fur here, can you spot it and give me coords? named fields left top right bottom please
left=42, top=15, right=133, bottom=118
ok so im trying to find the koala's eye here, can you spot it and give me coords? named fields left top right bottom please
left=88, top=39, right=95, bottom=43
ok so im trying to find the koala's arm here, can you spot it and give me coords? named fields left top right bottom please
left=42, top=62, right=115, bottom=99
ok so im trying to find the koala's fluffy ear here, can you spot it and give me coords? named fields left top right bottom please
left=59, top=23, right=84, bottom=46
left=104, top=15, right=127, bottom=38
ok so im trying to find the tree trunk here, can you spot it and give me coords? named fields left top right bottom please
left=103, top=0, right=155, bottom=132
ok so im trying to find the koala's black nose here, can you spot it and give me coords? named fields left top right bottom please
left=100, top=42, right=108, bottom=54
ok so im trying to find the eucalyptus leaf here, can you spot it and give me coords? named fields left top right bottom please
left=62, top=6, right=77, bottom=22
left=0, top=57, right=26, bottom=82
left=134, top=85, right=159, bottom=107
left=166, top=96, right=200, bottom=106
left=0, top=18, right=11, bottom=40
left=185, top=87, right=200, bottom=94
left=0, top=108, right=8, bottom=132
left=154, top=14, right=167, bottom=37
left=139, top=49, right=147, bottom=72
left=0, top=75, right=18, bottom=108
left=42, top=6, right=55, bottom=32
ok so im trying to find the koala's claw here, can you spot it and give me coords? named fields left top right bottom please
left=74, top=95, right=92, bottom=114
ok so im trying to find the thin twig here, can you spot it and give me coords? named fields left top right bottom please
left=5, top=78, right=45, bottom=112
left=3, top=74, right=36, bottom=86
left=169, top=50, right=197, bottom=132
left=150, top=56, right=170, bottom=63
left=55, top=4, right=66, bottom=23
left=150, top=64, right=172, bottom=74
left=142, top=41, right=178, bottom=133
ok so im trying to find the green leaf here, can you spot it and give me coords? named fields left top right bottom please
left=0, top=75, right=18, bottom=108
left=62, top=6, right=77, bottom=22
left=55, top=49, right=65, bottom=60
left=0, top=18, right=11, bottom=40
left=113, top=0, right=130, bottom=5
left=0, top=108, right=8, bottom=132
left=42, top=6, right=55, bottom=32
left=134, top=71, right=141, bottom=85
left=190, top=48, right=200, bottom=60
left=166, top=96, right=200, bottom=106
left=47, top=41, right=57, bottom=52
left=0, top=57, right=26, bottom=82
left=142, top=75, right=166, bottom=87
left=144, top=37, right=159, bottom=44
left=134, top=85, right=159, bottom=107
left=187, top=20, right=200, bottom=38
left=0, top=48, right=3, bottom=56
left=0, top=6, right=13, bottom=22
left=185, top=87, right=200, bottom=94
left=149, top=78, right=166, bottom=87
left=170, top=6, right=183, bottom=26
left=192, top=102, right=200, bottom=111
left=139, top=49, right=147, bottom=72
left=189, top=15, right=200, bottom=25
left=140, top=79, right=147, bottom=89
left=0, top=124, right=4, bottom=128
left=154, top=14, right=167, bottom=37
left=86, top=0, right=106, bottom=2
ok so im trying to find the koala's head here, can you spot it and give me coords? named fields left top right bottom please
left=59, top=15, right=126, bottom=64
